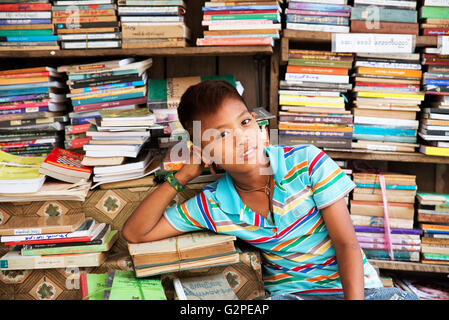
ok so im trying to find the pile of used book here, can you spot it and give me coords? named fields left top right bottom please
left=278, top=49, right=354, bottom=149
left=0, top=213, right=117, bottom=270
left=350, top=172, right=422, bottom=262
left=416, top=192, right=449, bottom=265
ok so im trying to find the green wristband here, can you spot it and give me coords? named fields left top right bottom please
left=165, top=172, right=186, bottom=192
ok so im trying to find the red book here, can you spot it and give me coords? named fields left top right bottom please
left=0, top=101, right=49, bottom=111
left=65, top=123, right=91, bottom=134
left=39, top=147, right=92, bottom=183
left=0, top=3, right=51, bottom=11
left=65, top=137, right=92, bottom=150
left=5, top=236, right=92, bottom=246
left=73, top=96, right=147, bottom=113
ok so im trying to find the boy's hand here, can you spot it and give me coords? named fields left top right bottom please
left=176, top=145, right=216, bottom=185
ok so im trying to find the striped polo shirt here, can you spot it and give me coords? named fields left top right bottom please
left=164, top=144, right=383, bottom=296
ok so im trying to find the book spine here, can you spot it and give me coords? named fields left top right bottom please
left=4, top=236, right=92, bottom=246
left=52, top=9, right=116, bottom=18
left=70, top=75, right=142, bottom=88
left=351, top=7, right=417, bottom=23
left=121, top=23, right=188, bottom=39
left=286, top=65, right=348, bottom=75
left=52, top=4, right=115, bottom=11
left=73, top=96, right=147, bottom=113
left=286, top=14, right=349, bottom=25
left=359, top=242, right=420, bottom=251
left=353, top=126, right=417, bottom=136
left=278, top=115, right=353, bottom=124
left=53, top=16, right=117, bottom=24
left=203, top=9, right=278, bottom=15
left=0, top=106, right=49, bottom=116
left=421, top=6, right=449, bottom=19
left=0, top=35, right=58, bottom=42
left=203, top=13, right=279, bottom=21
left=286, top=22, right=350, bottom=32
left=71, top=91, right=145, bottom=106
left=278, top=135, right=352, bottom=148
left=65, top=137, right=92, bottom=149
left=285, top=73, right=349, bottom=83
left=0, top=3, right=51, bottom=11
left=279, top=130, right=353, bottom=139
left=357, top=236, right=421, bottom=246
left=197, top=37, right=272, bottom=46
left=350, top=20, right=419, bottom=34
left=0, top=101, right=49, bottom=111
left=286, top=9, right=350, bottom=17
left=362, top=249, right=420, bottom=261
left=0, top=12, right=51, bottom=20
left=0, top=19, right=51, bottom=25
left=279, top=123, right=352, bottom=132
left=55, top=22, right=119, bottom=29
left=288, top=2, right=351, bottom=12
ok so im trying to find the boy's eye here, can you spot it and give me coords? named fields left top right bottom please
left=241, top=118, right=251, bottom=125
left=219, top=131, right=229, bottom=138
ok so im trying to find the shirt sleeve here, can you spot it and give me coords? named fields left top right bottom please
left=163, top=191, right=212, bottom=232
left=305, top=144, right=355, bottom=209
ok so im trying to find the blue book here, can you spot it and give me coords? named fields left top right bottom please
left=279, top=130, right=352, bottom=139
left=355, top=182, right=417, bottom=190
left=362, top=249, right=420, bottom=261
left=354, top=125, right=417, bottom=137
left=424, top=79, right=449, bottom=86
left=0, top=82, right=60, bottom=91
left=0, top=30, right=53, bottom=37
left=286, top=14, right=349, bottom=26
left=0, top=93, right=50, bottom=103
left=350, top=7, right=417, bottom=23
left=68, top=69, right=139, bottom=80
left=71, top=91, right=146, bottom=106
left=0, top=106, right=50, bottom=116
left=0, top=87, right=51, bottom=97
left=71, top=81, right=145, bottom=94
left=71, top=115, right=100, bottom=125
left=0, top=35, right=58, bottom=42
left=202, top=5, right=279, bottom=11
left=0, top=19, right=51, bottom=25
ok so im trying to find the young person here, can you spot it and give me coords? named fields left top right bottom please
left=122, top=80, right=418, bottom=300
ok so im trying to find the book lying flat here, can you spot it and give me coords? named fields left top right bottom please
left=0, top=213, right=86, bottom=236
left=173, top=273, right=238, bottom=300
left=0, top=250, right=107, bottom=270
left=21, top=229, right=118, bottom=256
left=1, top=218, right=95, bottom=242
left=80, top=270, right=167, bottom=300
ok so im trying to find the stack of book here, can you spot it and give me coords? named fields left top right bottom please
left=0, top=66, right=69, bottom=157
left=0, top=214, right=117, bottom=270
left=419, top=1, right=449, bottom=36
left=83, top=108, right=161, bottom=189
left=351, top=172, right=422, bottom=262
left=118, top=0, right=189, bottom=49
left=351, top=53, right=424, bottom=153
left=419, top=51, right=449, bottom=157
left=127, top=231, right=240, bottom=278
left=147, top=74, right=237, bottom=124
left=416, top=192, right=449, bottom=265
left=196, top=0, right=282, bottom=46
left=285, top=0, right=351, bottom=33
left=57, top=57, right=152, bottom=152
left=350, top=0, right=419, bottom=35
left=52, top=0, right=121, bottom=49
left=278, top=49, right=354, bottom=150
left=0, top=0, right=58, bottom=51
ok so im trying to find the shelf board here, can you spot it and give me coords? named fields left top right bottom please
left=281, top=29, right=438, bottom=63
left=369, top=259, right=449, bottom=273
left=0, top=46, right=273, bottom=59
left=324, top=149, right=449, bottom=164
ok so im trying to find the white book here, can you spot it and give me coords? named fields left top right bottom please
left=208, top=23, right=281, bottom=30
left=286, top=22, right=349, bottom=33
left=355, top=61, right=421, bottom=70
left=62, top=41, right=121, bottom=50
left=85, top=150, right=140, bottom=158
left=356, top=232, right=421, bottom=240
left=83, top=144, right=142, bottom=152
left=1, top=220, right=97, bottom=243
left=0, top=250, right=106, bottom=270
left=278, top=90, right=341, bottom=97
left=423, top=112, right=449, bottom=121
left=118, top=6, right=180, bottom=14
left=422, top=124, right=449, bottom=131
left=54, top=0, right=112, bottom=4
left=354, top=0, right=417, bottom=9
left=290, top=0, right=347, bottom=4
left=424, top=0, right=449, bottom=6
left=354, top=116, right=419, bottom=128
left=93, top=151, right=152, bottom=175
left=285, top=73, right=349, bottom=84
left=202, top=19, right=274, bottom=26
left=419, top=132, right=449, bottom=141
left=120, top=16, right=184, bottom=22
left=279, top=95, right=344, bottom=103
left=0, top=12, right=51, bottom=19
left=59, top=33, right=121, bottom=41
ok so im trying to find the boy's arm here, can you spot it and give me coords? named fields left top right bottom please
left=122, top=146, right=206, bottom=243
left=321, top=197, right=365, bottom=300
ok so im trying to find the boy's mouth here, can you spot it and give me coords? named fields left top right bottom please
left=241, top=146, right=257, bottom=160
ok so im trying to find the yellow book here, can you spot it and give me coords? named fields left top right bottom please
left=69, top=87, right=146, bottom=101
left=0, top=150, right=44, bottom=180
left=279, top=100, right=345, bottom=108
left=357, top=91, right=425, bottom=100
left=420, top=145, right=449, bottom=157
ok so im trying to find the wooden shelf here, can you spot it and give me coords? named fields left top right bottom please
left=324, top=149, right=449, bottom=164
left=281, top=29, right=438, bottom=63
left=0, top=46, right=273, bottom=59
left=369, top=259, right=449, bottom=273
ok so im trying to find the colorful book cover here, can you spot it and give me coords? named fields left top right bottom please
left=43, top=147, right=92, bottom=174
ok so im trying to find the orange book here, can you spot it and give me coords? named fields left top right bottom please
left=289, top=49, right=354, bottom=58
left=0, top=76, right=52, bottom=85
left=356, top=67, right=422, bottom=78
left=286, top=65, right=348, bottom=75
left=0, top=67, right=51, bottom=76
left=278, top=122, right=353, bottom=132
left=204, top=29, right=278, bottom=35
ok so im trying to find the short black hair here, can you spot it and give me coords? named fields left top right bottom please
left=177, top=80, right=248, bottom=137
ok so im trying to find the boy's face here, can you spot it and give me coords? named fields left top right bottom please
left=195, top=97, right=268, bottom=173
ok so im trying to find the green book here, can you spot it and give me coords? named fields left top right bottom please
left=421, top=6, right=449, bottom=19
left=20, top=229, right=118, bottom=256
left=288, top=58, right=353, bottom=69
left=0, top=29, right=53, bottom=37
left=417, top=192, right=449, bottom=206
left=80, top=270, right=167, bottom=300
left=423, top=253, right=449, bottom=261
left=147, top=74, right=236, bottom=109
left=351, top=7, right=417, bottom=23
